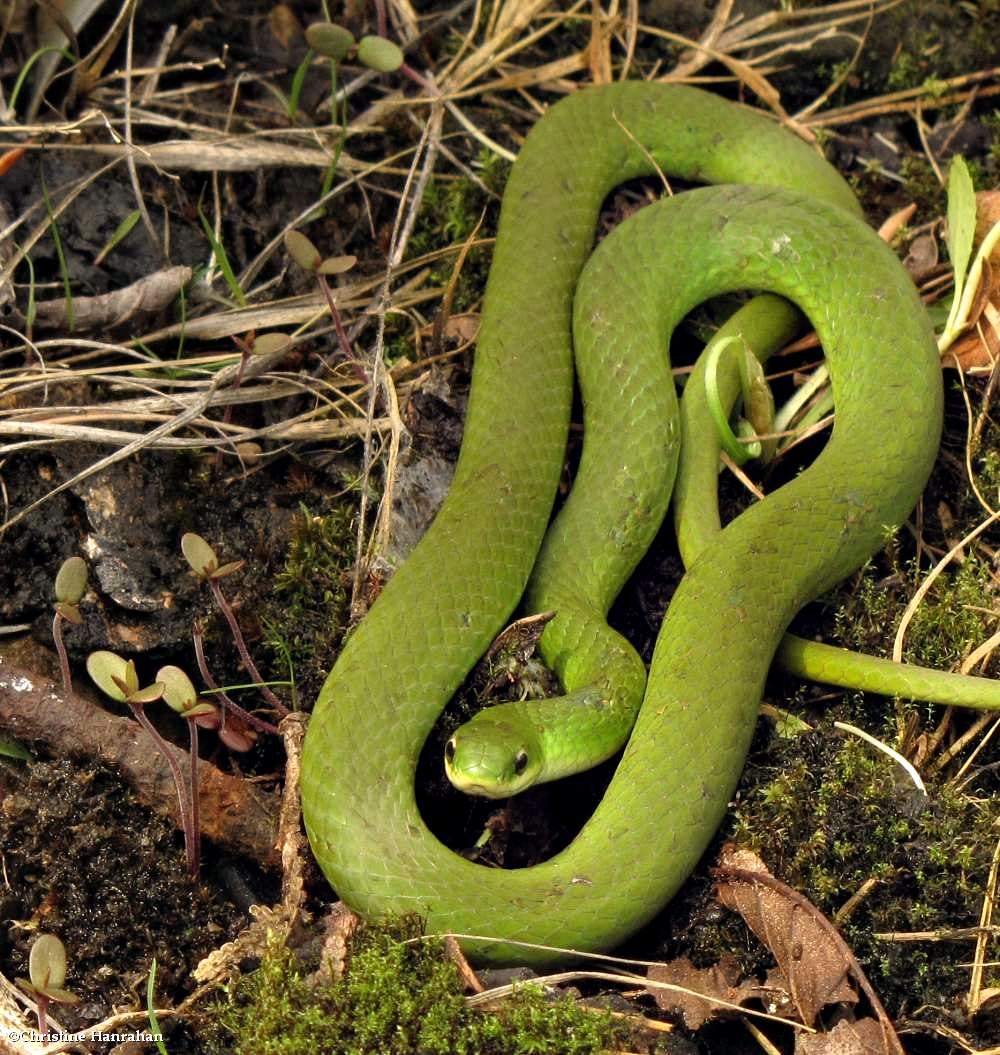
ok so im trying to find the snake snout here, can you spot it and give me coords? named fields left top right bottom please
left=443, top=717, right=542, bottom=798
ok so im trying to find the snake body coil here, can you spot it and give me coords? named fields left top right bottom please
left=300, top=83, right=942, bottom=965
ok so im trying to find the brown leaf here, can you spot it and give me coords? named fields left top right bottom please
left=269, top=3, right=303, bottom=49
left=714, top=848, right=903, bottom=1055
left=975, top=190, right=1000, bottom=265
left=945, top=290, right=1000, bottom=371
left=944, top=193, right=1000, bottom=371
left=647, top=954, right=781, bottom=1029
left=877, top=202, right=917, bottom=244
left=715, top=849, right=856, bottom=1025
left=32, top=266, right=193, bottom=332
left=902, top=232, right=939, bottom=282
left=796, top=1016, right=893, bottom=1055
left=441, top=313, right=480, bottom=344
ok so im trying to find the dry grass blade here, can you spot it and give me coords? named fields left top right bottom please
left=672, top=0, right=903, bottom=80
left=804, top=65, right=1000, bottom=128
left=351, top=96, right=443, bottom=614
left=0, top=369, right=227, bottom=536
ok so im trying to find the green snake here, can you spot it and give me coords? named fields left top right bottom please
left=302, top=82, right=969, bottom=965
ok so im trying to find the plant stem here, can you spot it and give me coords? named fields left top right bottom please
left=192, top=623, right=280, bottom=735
left=51, top=612, right=72, bottom=698
left=186, top=717, right=201, bottom=880
left=208, top=579, right=289, bottom=715
left=35, top=993, right=49, bottom=1035
left=128, top=704, right=197, bottom=878
left=316, top=273, right=359, bottom=372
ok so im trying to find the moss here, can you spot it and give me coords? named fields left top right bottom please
left=205, top=920, right=623, bottom=1055
left=259, top=502, right=357, bottom=706
left=864, top=0, right=1000, bottom=99
left=833, top=553, right=997, bottom=676
left=406, top=150, right=510, bottom=317
left=725, top=730, right=999, bottom=1010
left=898, top=156, right=948, bottom=218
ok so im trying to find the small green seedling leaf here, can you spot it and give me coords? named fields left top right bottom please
left=947, top=156, right=976, bottom=304
left=356, top=35, right=404, bottom=73
left=54, top=556, right=87, bottom=604
left=147, top=958, right=169, bottom=1055
left=937, top=158, right=1000, bottom=353
left=703, top=335, right=751, bottom=464
left=252, top=332, right=292, bottom=357
left=305, top=21, right=355, bottom=61
left=29, top=934, right=67, bottom=992
left=87, top=651, right=132, bottom=702
left=197, top=208, right=247, bottom=308
left=212, top=559, right=245, bottom=580
left=123, top=659, right=140, bottom=695
left=317, top=254, right=357, bottom=276
left=87, top=654, right=161, bottom=705
left=54, top=601, right=83, bottom=625
left=19, top=933, right=80, bottom=1006
left=129, top=682, right=166, bottom=705
left=157, top=665, right=198, bottom=714
left=41, top=985, right=79, bottom=1003
left=285, top=230, right=321, bottom=272
left=762, top=704, right=813, bottom=739
left=181, top=532, right=218, bottom=577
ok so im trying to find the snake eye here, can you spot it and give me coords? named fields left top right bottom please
left=514, top=749, right=529, bottom=775
left=445, top=738, right=456, bottom=764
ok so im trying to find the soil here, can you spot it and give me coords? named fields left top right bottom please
left=1, top=1, right=1000, bottom=1053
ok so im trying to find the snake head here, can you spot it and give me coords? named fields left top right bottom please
left=443, top=714, right=543, bottom=798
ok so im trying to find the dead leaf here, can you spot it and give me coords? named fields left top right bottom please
left=441, top=313, right=480, bottom=344
left=647, top=954, right=783, bottom=1029
left=974, top=190, right=1000, bottom=265
left=714, top=848, right=904, bottom=1055
left=946, top=290, right=1000, bottom=371
left=878, top=202, right=916, bottom=244
left=903, top=232, right=939, bottom=282
left=972, top=987, right=1000, bottom=1016
left=32, top=266, right=193, bottom=331
left=269, top=3, right=302, bottom=49
left=796, top=1016, right=891, bottom=1055
left=715, top=848, right=856, bottom=1025
left=944, top=192, right=1000, bottom=370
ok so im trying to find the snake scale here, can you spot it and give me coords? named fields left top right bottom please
left=300, top=82, right=943, bottom=966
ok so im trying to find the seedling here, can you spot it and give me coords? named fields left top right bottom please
left=305, top=20, right=435, bottom=90
left=284, top=229, right=357, bottom=366
left=181, top=532, right=289, bottom=716
left=52, top=556, right=87, bottom=697
left=703, top=335, right=777, bottom=465
left=293, top=20, right=431, bottom=207
left=158, top=665, right=219, bottom=880
left=192, top=620, right=277, bottom=744
left=214, top=330, right=293, bottom=470
left=85, top=651, right=200, bottom=878
left=306, top=22, right=403, bottom=73
left=16, top=933, right=78, bottom=1034
left=939, top=156, right=1000, bottom=353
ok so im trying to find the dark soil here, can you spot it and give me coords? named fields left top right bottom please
left=2, top=1, right=1000, bottom=1052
